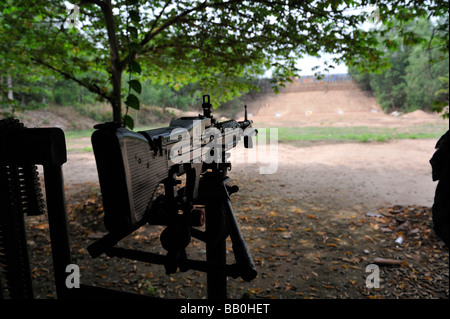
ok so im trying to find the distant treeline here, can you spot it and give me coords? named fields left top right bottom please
left=349, top=17, right=449, bottom=114
left=257, top=74, right=360, bottom=93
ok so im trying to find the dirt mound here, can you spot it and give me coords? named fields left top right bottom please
left=401, top=110, right=436, bottom=118
left=244, top=89, right=380, bottom=118
left=17, top=106, right=199, bottom=131
left=18, top=109, right=97, bottom=131
left=165, top=107, right=199, bottom=118
left=236, top=89, right=445, bottom=128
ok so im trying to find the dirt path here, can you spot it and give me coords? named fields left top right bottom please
left=63, top=138, right=437, bottom=211
left=241, top=138, right=437, bottom=207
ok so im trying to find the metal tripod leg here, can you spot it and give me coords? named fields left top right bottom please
left=206, top=211, right=227, bottom=299
left=201, top=170, right=229, bottom=299
left=43, top=164, right=72, bottom=299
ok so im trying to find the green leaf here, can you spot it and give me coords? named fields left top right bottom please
left=123, top=114, right=135, bottom=130
left=128, top=10, right=140, bottom=23
left=128, top=79, right=141, bottom=94
left=125, top=93, right=140, bottom=110
left=129, top=42, right=141, bottom=53
left=127, top=26, right=138, bottom=39
left=129, top=60, right=141, bottom=74
left=272, top=86, right=279, bottom=94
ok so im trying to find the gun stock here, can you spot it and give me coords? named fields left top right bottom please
left=91, top=126, right=170, bottom=234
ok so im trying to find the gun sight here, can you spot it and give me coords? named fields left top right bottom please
left=202, top=95, right=212, bottom=118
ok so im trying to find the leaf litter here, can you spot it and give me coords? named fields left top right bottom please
left=23, top=183, right=448, bottom=299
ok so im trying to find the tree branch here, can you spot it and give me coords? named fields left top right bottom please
left=140, top=0, right=247, bottom=48
left=79, top=0, right=105, bottom=8
left=148, top=0, right=173, bottom=36
left=79, top=0, right=123, bottom=122
left=30, top=56, right=111, bottom=103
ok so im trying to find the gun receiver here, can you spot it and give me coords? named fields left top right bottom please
left=88, top=95, right=257, bottom=283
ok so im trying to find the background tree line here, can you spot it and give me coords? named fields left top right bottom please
left=0, top=70, right=261, bottom=122
left=349, top=16, right=449, bottom=116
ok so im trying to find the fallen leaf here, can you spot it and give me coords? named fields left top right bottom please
left=275, top=251, right=288, bottom=257
left=373, top=257, right=403, bottom=266
left=268, top=211, right=279, bottom=217
left=317, top=231, right=326, bottom=236
left=281, top=231, right=292, bottom=239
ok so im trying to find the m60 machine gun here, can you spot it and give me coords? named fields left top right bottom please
left=87, top=95, right=258, bottom=298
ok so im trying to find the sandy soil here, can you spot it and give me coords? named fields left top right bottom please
left=231, top=139, right=438, bottom=211
left=63, top=138, right=438, bottom=212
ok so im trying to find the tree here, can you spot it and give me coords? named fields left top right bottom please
left=405, top=16, right=449, bottom=113
left=1, top=0, right=448, bottom=128
left=0, top=6, right=53, bottom=117
left=140, top=80, right=200, bottom=114
left=433, top=73, right=449, bottom=118
left=349, top=15, right=449, bottom=113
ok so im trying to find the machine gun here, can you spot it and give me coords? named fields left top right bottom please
left=87, top=95, right=258, bottom=296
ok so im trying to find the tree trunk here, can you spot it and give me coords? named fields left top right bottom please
left=7, top=75, right=13, bottom=101
left=78, top=86, right=82, bottom=104
left=101, top=0, right=123, bottom=124
left=111, top=69, right=122, bottom=123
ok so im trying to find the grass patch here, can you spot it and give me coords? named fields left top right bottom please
left=257, top=124, right=448, bottom=143
left=66, top=146, right=93, bottom=153
left=64, top=128, right=95, bottom=139
left=63, top=123, right=447, bottom=153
